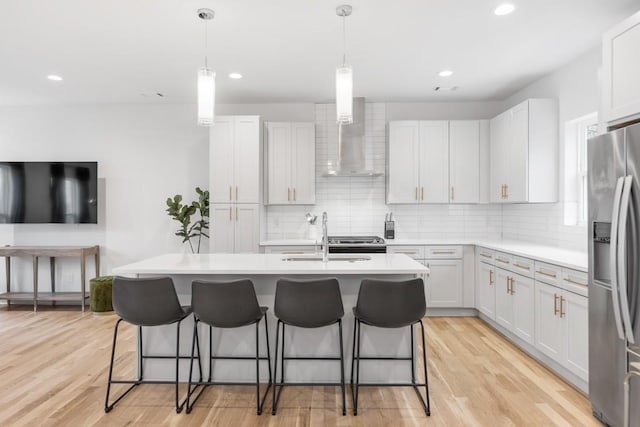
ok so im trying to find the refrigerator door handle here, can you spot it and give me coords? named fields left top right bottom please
left=611, top=176, right=627, bottom=340
left=617, top=175, right=636, bottom=344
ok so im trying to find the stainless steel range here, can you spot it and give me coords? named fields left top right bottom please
left=328, top=236, right=386, bottom=253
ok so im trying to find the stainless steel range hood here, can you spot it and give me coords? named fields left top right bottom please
left=323, top=98, right=383, bottom=177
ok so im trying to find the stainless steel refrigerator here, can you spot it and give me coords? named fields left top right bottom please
left=588, top=121, right=640, bottom=427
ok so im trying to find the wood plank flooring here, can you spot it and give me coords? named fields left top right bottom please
left=0, top=307, right=598, bottom=426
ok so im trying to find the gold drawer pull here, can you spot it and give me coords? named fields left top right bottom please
left=560, top=296, right=566, bottom=318
left=480, top=253, right=492, bottom=258
left=536, top=270, right=557, bottom=278
left=496, top=258, right=510, bottom=264
left=282, top=251, right=304, bottom=254
left=229, top=186, right=233, bottom=201
left=432, top=250, right=456, bottom=254
left=553, top=294, right=559, bottom=316
left=396, top=251, right=418, bottom=255
left=489, top=270, right=494, bottom=285
left=513, top=262, right=530, bottom=270
left=564, top=277, right=587, bottom=287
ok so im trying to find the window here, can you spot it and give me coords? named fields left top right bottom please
left=564, top=112, right=598, bottom=226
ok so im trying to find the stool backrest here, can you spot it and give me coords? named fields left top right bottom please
left=112, top=276, right=185, bottom=326
left=355, top=278, right=426, bottom=328
left=275, top=278, right=344, bottom=328
left=191, top=279, right=262, bottom=328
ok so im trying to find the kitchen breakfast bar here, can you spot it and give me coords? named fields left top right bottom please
left=112, top=253, right=429, bottom=383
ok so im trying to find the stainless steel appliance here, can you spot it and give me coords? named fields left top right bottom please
left=327, top=236, right=386, bottom=253
left=588, top=122, right=640, bottom=427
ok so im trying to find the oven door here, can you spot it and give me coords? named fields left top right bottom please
left=329, top=245, right=387, bottom=254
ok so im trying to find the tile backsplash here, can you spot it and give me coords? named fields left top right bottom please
left=265, top=103, right=587, bottom=252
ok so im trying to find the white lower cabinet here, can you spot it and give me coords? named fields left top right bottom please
left=211, top=204, right=259, bottom=253
left=494, top=268, right=534, bottom=345
left=534, top=280, right=589, bottom=381
left=424, top=259, right=463, bottom=308
left=477, top=261, right=496, bottom=319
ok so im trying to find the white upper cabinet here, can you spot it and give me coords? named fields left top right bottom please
left=265, top=122, right=315, bottom=205
left=419, top=121, right=449, bottom=203
left=490, top=99, right=558, bottom=203
left=389, top=120, right=485, bottom=204
left=387, top=121, right=421, bottom=203
left=210, top=116, right=260, bottom=204
left=603, top=10, right=640, bottom=126
left=449, top=121, right=480, bottom=203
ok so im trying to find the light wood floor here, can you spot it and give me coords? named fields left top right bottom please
left=0, top=307, right=598, bottom=426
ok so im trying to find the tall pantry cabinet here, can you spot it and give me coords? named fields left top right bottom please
left=210, top=116, right=261, bottom=253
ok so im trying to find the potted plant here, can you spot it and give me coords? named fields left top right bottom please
left=166, top=187, right=210, bottom=253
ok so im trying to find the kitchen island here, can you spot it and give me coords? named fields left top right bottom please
left=113, top=253, right=429, bottom=383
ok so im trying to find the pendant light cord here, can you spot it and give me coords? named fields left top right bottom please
left=342, top=13, right=347, bottom=66
left=204, top=17, right=208, bottom=68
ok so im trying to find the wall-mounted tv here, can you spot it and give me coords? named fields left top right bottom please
left=0, top=162, right=98, bottom=224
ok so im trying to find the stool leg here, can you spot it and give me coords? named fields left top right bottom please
left=105, top=318, right=138, bottom=413
left=208, top=325, right=213, bottom=382
left=186, top=319, right=199, bottom=414
left=410, top=324, right=416, bottom=384
left=272, top=320, right=281, bottom=415
left=419, top=320, right=431, bottom=416
left=350, top=317, right=357, bottom=414
left=338, top=319, right=346, bottom=416
left=354, top=319, right=362, bottom=415
left=175, top=320, right=183, bottom=413
left=255, top=319, right=261, bottom=415
left=138, top=326, right=144, bottom=381
left=264, top=314, right=272, bottom=385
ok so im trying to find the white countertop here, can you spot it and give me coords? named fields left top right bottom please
left=259, top=239, right=588, bottom=272
left=113, top=253, right=429, bottom=276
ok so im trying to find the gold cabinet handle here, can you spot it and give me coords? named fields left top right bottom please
left=287, top=188, right=291, bottom=201
left=563, top=277, right=587, bottom=287
left=421, top=187, right=424, bottom=201
left=236, top=207, right=239, bottom=221
left=500, top=184, right=504, bottom=199
left=496, top=258, right=510, bottom=264
left=229, top=186, right=233, bottom=201
left=282, top=251, right=304, bottom=254
left=415, top=187, right=418, bottom=201
left=396, top=250, right=418, bottom=255
left=236, top=186, right=238, bottom=201
left=511, top=277, right=515, bottom=295
left=480, top=253, right=492, bottom=258
left=432, top=250, right=456, bottom=254
left=489, top=270, right=494, bottom=285
left=553, top=293, right=559, bottom=316
left=513, top=262, right=531, bottom=270
left=451, top=187, right=454, bottom=201
left=293, top=188, right=296, bottom=201
left=229, top=207, right=232, bottom=221
left=536, top=270, right=557, bottom=278
left=504, top=184, right=508, bottom=199
left=560, top=296, right=566, bottom=318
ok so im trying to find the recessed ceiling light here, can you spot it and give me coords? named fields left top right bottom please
left=438, top=70, right=453, bottom=77
left=494, top=3, right=515, bottom=16
left=434, top=86, right=459, bottom=92
left=47, top=75, right=63, bottom=81
left=229, top=73, right=243, bottom=79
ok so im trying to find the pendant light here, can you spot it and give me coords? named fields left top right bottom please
left=197, top=8, right=215, bottom=126
left=336, top=5, right=353, bottom=124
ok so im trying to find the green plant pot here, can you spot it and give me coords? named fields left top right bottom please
left=90, top=276, right=114, bottom=314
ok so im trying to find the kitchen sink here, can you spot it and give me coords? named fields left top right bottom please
left=281, top=255, right=371, bottom=262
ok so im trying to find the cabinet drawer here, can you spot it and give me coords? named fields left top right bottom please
left=476, top=247, right=495, bottom=264
left=511, top=256, right=534, bottom=278
left=494, top=252, right=513, bottom=268
left=534, top=261, right=562, bottom=286
left=562, top=268, right=588, bottom=296
left=264, top=246, right=316, bottom=254
left=425, top=246, right=462, bottom=259
left=388, top=246, right=424, bottom=260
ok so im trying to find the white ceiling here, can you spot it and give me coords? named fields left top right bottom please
left=0, top=0, right=638, bottom=106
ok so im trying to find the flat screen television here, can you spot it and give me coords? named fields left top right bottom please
left=0, top=162, right=98, bottom=224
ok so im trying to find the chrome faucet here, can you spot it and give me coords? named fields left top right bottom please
left=322, top=211, right=329, bottom=263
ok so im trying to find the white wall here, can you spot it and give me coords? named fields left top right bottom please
left=386, top=101, right=503, bottom=121
left=0, top=104, right=209, bottom=291
left=498, top=48, right=601, bottom=251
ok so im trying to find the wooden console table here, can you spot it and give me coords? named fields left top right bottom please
left=0, top=245, right=100, bottom=312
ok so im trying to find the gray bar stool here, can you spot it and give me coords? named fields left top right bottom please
left=105, top=276, right=202, bottom=413
left=272, top=278, right=346, bottom=416
left=185, top=279, right=272, bottom=415
left=350, top=278, right=431, bottom=416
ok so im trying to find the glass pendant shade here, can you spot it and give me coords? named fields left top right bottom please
left=336, top=65, right=353, bottom=124
left=197, top=67, right=216, bottom=126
